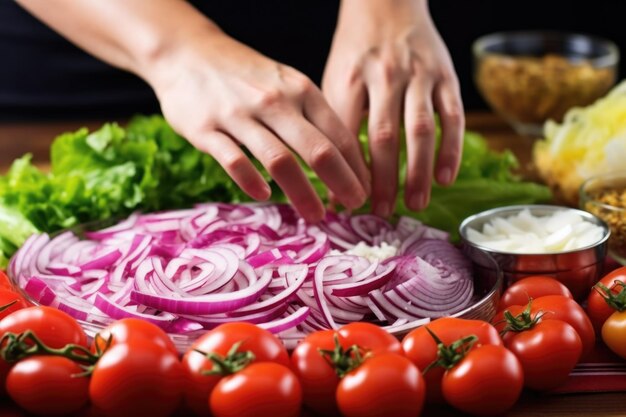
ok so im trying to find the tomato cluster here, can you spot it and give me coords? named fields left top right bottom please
left=586, top=267, right=626, bottom=359
left=0, top=268, right=620, bottom=417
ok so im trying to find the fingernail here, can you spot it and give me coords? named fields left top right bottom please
left=253, top=183, right=271, bottom=201
left=439, top=167, right=453, bottom=185
left=349, top=189, right=367, bottom=209
left=410, top=193, right=426, bottom=211
left=374, top=202, right=390, bottom=218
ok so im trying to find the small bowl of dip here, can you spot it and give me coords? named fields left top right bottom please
left=459, top=205, right=610, bottom=300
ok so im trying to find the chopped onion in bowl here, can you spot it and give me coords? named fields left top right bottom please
left=467, top=208, right=606, bottom=253
left=11, top=203, right=475, bottom=339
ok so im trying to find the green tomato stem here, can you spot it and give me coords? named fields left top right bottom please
left=423, top=327, right=478, bottom=373
left=198, top=341, right=256, bottom=376
left=595, top=281, right=626, bottom=312
left=500, top=299, right=544, bottom=336
left=318, top=333, right=369, bottom=379
left=0, top=330, right=101, bottom=366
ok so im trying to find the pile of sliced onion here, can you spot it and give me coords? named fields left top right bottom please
left=10, top=203, right=474, bottom=339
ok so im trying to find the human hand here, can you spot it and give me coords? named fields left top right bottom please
left=147, top=29, right=371, bottom=222
left=323, top=0, right=464, bottom=217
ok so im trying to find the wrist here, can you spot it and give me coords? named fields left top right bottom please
left=131, top=14, right=224, bottom=89
left=337, top=0, right=428, bottom=29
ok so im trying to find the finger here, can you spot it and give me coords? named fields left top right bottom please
left=304, top=88, right=371, bottom=197
left=195, top=130, right=271, bottom=201
left=433, top=79, right=465, bottom=185
left=226, top=119, right=325, bottom=223
left=267, top=112, right=367, bottom=210
left=323, top=77, right=367, bottom=135
left=404, top=78, right=436, bottom=211
left=367, top=81, right=403, bottom=218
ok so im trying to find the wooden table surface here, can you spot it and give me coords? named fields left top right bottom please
left=1, top=112, right=625, bottom=416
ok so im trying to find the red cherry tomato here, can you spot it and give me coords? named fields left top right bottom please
left=504, top=319, right=582, bottom=390
left=210, top=362, right=301, bottom=417
left=0, top=289, right=27, bottom=321
left=291, top=323, right=402, bottom=415
left=0, top=270, right=13, bottom=290
left=91, top=318, right=177, bottom=355
left=401, top=317, right=502, bottom=403
left=290, top=329, right=342, bottom=416
left=182, top=322, right=289, bottom=416
left=0, top=357, right=11, bottom=397
left=494, top=295, right=595, bottom=358
left=587, top=267, right=626, bottom=332
left=0, top=306, right=87, bottom=348
left=442, top=345, right=524, bottom=416
left=7, top=356, right=89, bottom=416
left=337, top=353, right=425, bottom=417
left=89, top=340, right=184, bottom=417
left=500, top=276, right=573, bottom=310
left=337, top=322, right=402, bottom=355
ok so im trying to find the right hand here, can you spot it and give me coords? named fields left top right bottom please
left=147, top=30, right=370, bottom=222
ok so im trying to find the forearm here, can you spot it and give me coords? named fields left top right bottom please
left=15, top=0, right=221, bottom=83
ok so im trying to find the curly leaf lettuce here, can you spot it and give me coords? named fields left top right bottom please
left=0, top=116, right=245, bottom=267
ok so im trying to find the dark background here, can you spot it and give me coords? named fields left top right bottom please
left=1, top=0, right=625, bottom=119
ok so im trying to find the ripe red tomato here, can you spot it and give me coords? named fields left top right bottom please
left=291, top=323, right=401, bottom=416
left=494, top=295, right=595, bottom=358
left=442, top=345, right=524, bottom=416
left=587, top=267, right=626, bottom=332
left=0, top=270, right=13, bottom=290
left=499, top=276, right=573, bottom=310
left=6, top=356, right=89, bottom=416
left=290, top=329, right=342, bottom=416
left=210, top=362, right=301, bottom=417
left=0, top=357, right=11, bottom=397
left=337, top=322, right=402, bottom=355
left=0, top=289, right=27, bottom=321
left=91, top=318, right=177, bottom=355
left=401, top=317, right=502, bottom=403
left=504, top=319, right=582, bottom=391
left=337, top=353, right=425, bottom=417
left=89, top=340, right=184, bottom=417
left=183, top=322, right=289, bottom=416
left=527, top=295, right=595, bottom=357
left=0, top=306, right=87, bottom=348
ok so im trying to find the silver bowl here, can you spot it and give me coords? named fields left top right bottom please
left=459, top=204, right=610, bottom=300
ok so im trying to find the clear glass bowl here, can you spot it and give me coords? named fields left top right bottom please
left=473, top=31, right=619, bottom=136
left=580, top=171, right=626, bottom=265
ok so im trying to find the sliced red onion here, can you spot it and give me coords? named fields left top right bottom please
left=258, top=306, right=310, bottom=333
left=230, top=265, right=307, bottom=316
left=85, top=213, right=139, bottom=240
left=94, top=293, right=175, bottom=327
left=329, top=261, right=396, bottom=297
left=130, top=265, right=272, bottom=315
left=80, top=249, right=122, bottom=271
left=12, top=202, right=474, bottom=343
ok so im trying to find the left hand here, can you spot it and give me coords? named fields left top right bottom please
left=323, top=0, right=464, bottom=217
